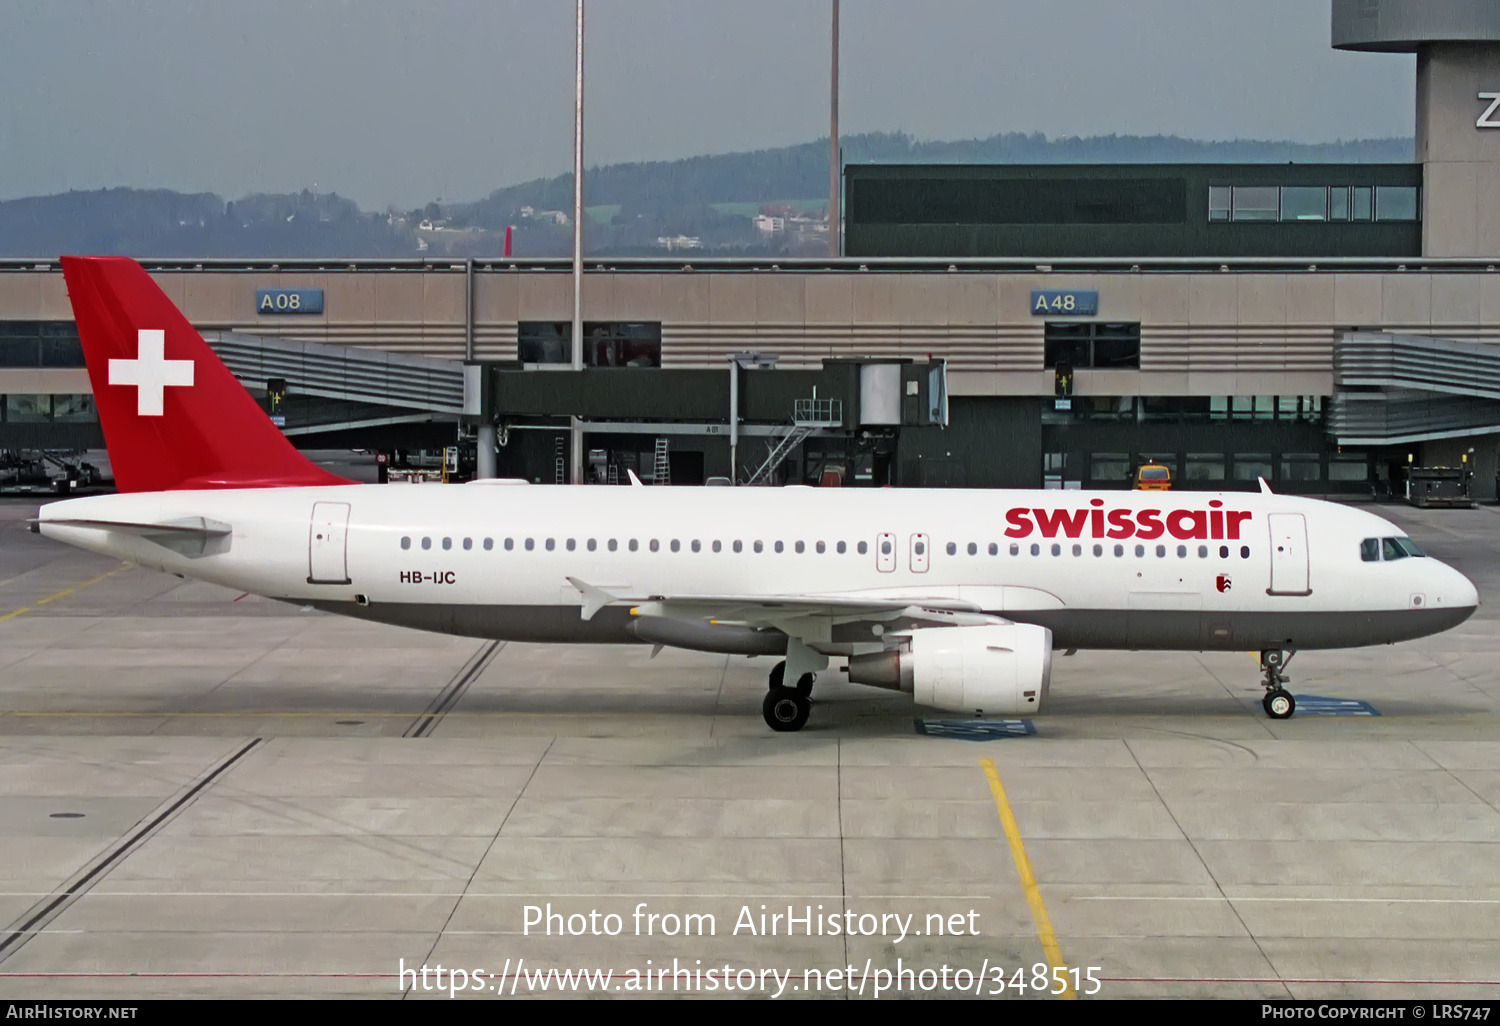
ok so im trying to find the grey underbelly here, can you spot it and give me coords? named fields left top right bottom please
left=307, top=601, right=1475, bottom=653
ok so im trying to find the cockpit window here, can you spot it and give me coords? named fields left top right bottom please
left=1390, top=536, right=1425, bottom=558
left=1360, top=538, right=1380, bottom=562
left=1379, top=536, right=1426, bottom=561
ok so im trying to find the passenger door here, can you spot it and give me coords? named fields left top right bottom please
left=876, top=532, right=896, bottom=573
left=1267, top=512, right=1310, bottom=596
left=308, top=502, right=352, bottom=584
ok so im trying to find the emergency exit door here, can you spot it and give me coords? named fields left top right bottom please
left=308, top=502, right=352, bottom=584
left=1267, top=513, right=1310, bottom=596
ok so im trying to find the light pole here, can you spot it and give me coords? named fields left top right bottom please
left=570, top=0, right=585, bottom=482
left=829, top=0, right=840, bottom=257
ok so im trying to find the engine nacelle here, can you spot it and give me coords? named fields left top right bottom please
left=847, top=623, right=1053, bottom=715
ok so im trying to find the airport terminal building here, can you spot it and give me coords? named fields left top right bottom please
left=3, top=0, right=1500, bottom=496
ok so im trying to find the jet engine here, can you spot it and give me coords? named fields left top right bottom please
left=846, top=623, right=1053, bottom=715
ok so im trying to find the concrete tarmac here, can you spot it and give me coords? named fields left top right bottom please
left=0, top=497, right=1497, bottom=1000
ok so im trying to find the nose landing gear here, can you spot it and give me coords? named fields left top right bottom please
left=1260, top=649, right=1296, bottom=719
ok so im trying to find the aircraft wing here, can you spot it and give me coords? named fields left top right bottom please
left=565, top=577, right=1003, bottom=636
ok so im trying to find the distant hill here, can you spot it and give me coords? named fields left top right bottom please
left=0, top=131, right=1415, bottom=258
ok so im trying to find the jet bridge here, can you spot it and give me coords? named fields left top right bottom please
left=202, top=331, right=473, bottom=438
left=1328, top=331, right=1500, bottom=445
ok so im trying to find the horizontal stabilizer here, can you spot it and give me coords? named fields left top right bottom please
left=38, top=515, right=232, bottom=557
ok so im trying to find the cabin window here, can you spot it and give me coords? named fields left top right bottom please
left=1011, top=543, right=1020, bottom=556
left=545, top=538, right=555, bottom=551
left=670, top=540, right=680, bottom=553
left=566, top=538, right=576, bottom=551
left=1031, top=544, right=1041, bottom=556
left=816, top=541, right=826, bottom=554
left=1051, top=543, right=1061, bottom=556
left=484, top=538, right=493, bottom=551
left=690, top=540, right=700, bottom=553
left=422, top=537, right=432, bottom=550
left=505, top=538, right=515, bottom=551
left=1072, top=544, right=1082, bottom=556
left=587, top=538, right=596, bottom=551
left=442, top=537, right=453, bottom=551
left=795, top=541, right=805, bottom=554
left=463, top=538, right=472, bottom=551
left=1219, top=544, right=1229, bottom=558
left=989, top=543, right=999, bottom=556
left=1240, top=545, right=1250, bottom=558
left=859, top=541, right=870, bottom=555
left=712, top=540, right=721, bottom=553
left=966, top=542, right=977, bottom=556
left=1093, top=544, right=1103, bottom=556
left=733, top=540, right=743, bottom=553
left=525, top=538, right=535, bottom=551
left=650, top=539, right=660, bottom=552
left=754, top=541, right=764, bottom=553
left=1114, top=544, right=1124, bottom=556
left=1197, top=545, right=1207, bottom=558
left=836, top=541, right=847, bottom=554
left=607, top=539, right=617, bottom=552
left=1155, top=545, right=1166, bottom=557
left=1177, top=545, right=1187, bottom=558
left=774, top=541, right=784, bottom=554
left=1135, top=544, right=1145, bottom=557
left=401, top=537, right=411, bottom=550
left=629, top=539, right=639, bottom=552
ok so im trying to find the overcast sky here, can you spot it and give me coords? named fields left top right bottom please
left=0, top=0, right=1415, bottom=209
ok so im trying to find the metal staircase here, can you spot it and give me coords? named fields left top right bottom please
left=553, top=437, right=566, bottom=484
left=742, top=397, right=842, bottom=485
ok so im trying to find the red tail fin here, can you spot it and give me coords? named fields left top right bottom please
left=60, top=256, right=351, bottom=492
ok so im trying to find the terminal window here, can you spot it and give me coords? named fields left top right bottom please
left=0, top=321, right=84, bottom=368
left=1210, top=185, right=1417, bottom=223
left=1043, top=323, right=1140, bottom=369
left=518, top=322, right=662, bottom=367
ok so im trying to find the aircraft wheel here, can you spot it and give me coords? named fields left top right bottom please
left=763, top=686, right=810, bottom=732
left=1263, top=689, right=1295, bottom=720
left=767, top=660, right=786, bottom=690
left=795, top=672, right=815, bottom=695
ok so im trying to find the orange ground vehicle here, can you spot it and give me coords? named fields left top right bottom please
left=1133, top=462, right=1172, bottom=490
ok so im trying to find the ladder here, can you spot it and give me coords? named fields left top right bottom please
left=607, top=463, right=619, bottom=485
left=553, top=437, right=566, bottom=484
left=743, top=423, right=814, bottom=485
left=653, top=437, right=671, bottom=485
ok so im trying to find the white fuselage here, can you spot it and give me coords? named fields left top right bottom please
left=37, top=483, right=1478, bottom=654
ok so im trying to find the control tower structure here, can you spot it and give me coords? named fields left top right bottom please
left=1334, top=0, right=1500, bottom=256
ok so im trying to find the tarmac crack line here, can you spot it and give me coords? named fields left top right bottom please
left=0, top=736, right=267, bottom=967
left=404, top=640, right=504, bottom=739
left=1121, top=738, right=1291, bottom=999
left=406, top=737, right=555, bottom=1001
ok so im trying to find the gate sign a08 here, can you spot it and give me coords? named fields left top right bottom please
left=256, top=288, right=324, bottom=314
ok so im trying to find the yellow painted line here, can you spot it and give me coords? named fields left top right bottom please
left=0, top=565, right=128, bottom=623
left=980, top=757, right=1075, bottom=1000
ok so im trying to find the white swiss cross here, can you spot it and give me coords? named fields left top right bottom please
left=108, top=329, right=194, bottom=416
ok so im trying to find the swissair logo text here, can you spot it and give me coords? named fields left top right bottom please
left=108, top=329, right=194, bottom=416
left=1005, top=499, right=1252, bottom=541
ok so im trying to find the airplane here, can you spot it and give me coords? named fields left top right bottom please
left=33, top=256, right=1480, bottom=731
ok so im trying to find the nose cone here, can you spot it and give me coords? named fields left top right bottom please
left=1450, top=564, right=1480, bottom=614
left=1433, top=560, right=1480, bottom=624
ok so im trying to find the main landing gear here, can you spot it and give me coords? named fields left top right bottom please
left=1260, top=649, right=1296, bottom=720
left=762, top=658, right=817, bottom=732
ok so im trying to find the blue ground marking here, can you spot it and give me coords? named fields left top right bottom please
left=1293, top=695, right=1381, bottom=717
left=914, top=719, right=1037, bottom=740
